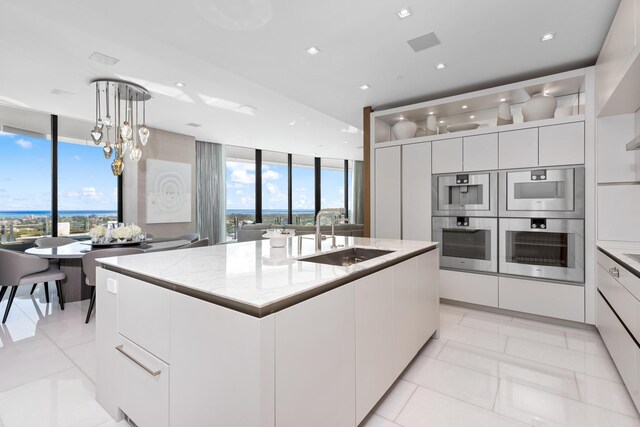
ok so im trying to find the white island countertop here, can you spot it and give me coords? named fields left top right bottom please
left=98, top=236, right=438, bottom=317
left=597, top=241, right=640, bottom=278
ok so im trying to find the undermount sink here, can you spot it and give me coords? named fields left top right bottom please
left=300, top=247, right=395, bottom=267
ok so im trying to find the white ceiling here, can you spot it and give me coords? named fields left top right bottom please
left=0, top=0, right=620, bottom=161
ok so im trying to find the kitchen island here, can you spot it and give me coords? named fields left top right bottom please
left=95, top=236, right=439, bottom=427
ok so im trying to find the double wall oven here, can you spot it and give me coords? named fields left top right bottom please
left=433, top=166, right=585, bottom=283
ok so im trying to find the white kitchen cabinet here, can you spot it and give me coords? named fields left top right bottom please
left=498, top=277, right=584, bottom=322
left=539, top=122, right=584, bottom=166
left=117, top=337, right=170, bottom=427
left=597, top=185, right=640, bottom=242
left=355, top=268, right=394, bottom=424
left=439, top=269, right=498, bottom=307
left=432, top=138, right=463, bottom=174
left=498, top=128, right=539, bottom=169
left=416, top=251, right=439, bottom=346
left=596, top=114, right=638, bottom=183
left=117, top=274, right=170, bottom=363
left=392, top=257, right=420, bottom=376
left=275, top=283, right=356, bottom=427
left=375, top=146, right=401, bottom=239
left=463, top=133, right=498, bottom=171
left=402, top=142, right=432, bottom=241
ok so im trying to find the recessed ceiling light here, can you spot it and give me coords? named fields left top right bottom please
left=175, top=82, right=186, bottom=88
left=88, top=51, right=119, bottom=66
left=470, top=115, right=475, bottom=119
left=540, top=33, right=555, bottom=42
left=359, top=84, right=371, bottom=90
left=439, top=120, right=444, bottom=124
left=343, top=141, right=349, bottom=144
left=398, top=116, right=404, bottom=120
left=500, top=98, right=507, bottom=102
left=435, top=63, right=446, bottom=70
left=397, top=7, right=412, bottom=19
left=543, top=90, right=550, bottom=95
left=305, top=46, right=321, bottom=55
left=428, top=112, right=434, bottom=115
left=462, top=105, right=468, bottom=109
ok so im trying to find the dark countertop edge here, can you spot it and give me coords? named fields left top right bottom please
left=597, top=246, right=640, bottom=280
left=101, top=244, right=438, bottom=318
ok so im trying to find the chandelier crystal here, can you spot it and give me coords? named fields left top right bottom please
left=90, top=79, right=151, bottom=176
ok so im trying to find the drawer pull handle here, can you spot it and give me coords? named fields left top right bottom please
left=609, top=267, right=620, bottom=278
left=116, top=345, right=161, bottom=377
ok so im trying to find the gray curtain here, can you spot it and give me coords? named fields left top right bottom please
left=196, top=141, right=226, bottom=244
left=352, top=160, right=365, bottom=225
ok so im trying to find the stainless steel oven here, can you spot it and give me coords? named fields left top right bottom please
left=499, top=166, right=585, bottom=218
left=433, top=217, right=498, bottom=273
left=499, top=218, right=584, bottom=283
left=432, top=171, right=497, bottom=217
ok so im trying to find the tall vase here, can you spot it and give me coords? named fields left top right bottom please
left=497, top=102, right=513, bottom=126
left=426, top=116, right=438, bottom=135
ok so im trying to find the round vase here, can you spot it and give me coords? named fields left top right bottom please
left=374, top=120, right=391, bottom=143
left=522, top=93, right=557, bottom=122
left=392, top=120, right=417, bottom=140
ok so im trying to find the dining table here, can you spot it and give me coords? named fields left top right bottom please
left=25, top=239, right=190, bottom=302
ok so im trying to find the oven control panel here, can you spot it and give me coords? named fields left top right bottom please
left=455, top=174, right=469, bottom=184
left=456, top=216, right=469, bottom=227
left=530, top=218, right=547, bottom=229
left=530, top=169, right=547, bottom=181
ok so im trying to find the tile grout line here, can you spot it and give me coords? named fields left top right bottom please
left=390, top=382, right=419, bottom=423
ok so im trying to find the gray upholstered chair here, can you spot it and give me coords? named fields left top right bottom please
left=30, top=236, right=76, bottom=299
left=0, top=248, right=66, bottom=323
left=176, top=233, right=200, bottom=243
left=34, top=237, right=76, bottom=248
left=82, top=248, right=144, bottom=323
left=180, top=238, right=209, bottom=249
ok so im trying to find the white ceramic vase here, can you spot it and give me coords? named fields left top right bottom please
left=426, top=115, right=438, bottom=135
left=497, top=101, right=513, bottom=126
left=393, top=120, right=417, bottom=140
left=522, top=93, right=557, bottom=122
left=415, top=128, right=427, bottom=137
left=374, top=120, right=391, bottom=143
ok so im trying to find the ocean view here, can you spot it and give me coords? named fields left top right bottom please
left=0, top=210, right=118, bottom=218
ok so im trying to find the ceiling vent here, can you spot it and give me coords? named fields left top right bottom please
left=88, top=52, right=120, bottom=66
left=407, top=32, right=440, bottom=53
left=186, top=123, right=202, bottom=127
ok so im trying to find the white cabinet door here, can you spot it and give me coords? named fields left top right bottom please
left=498, top=128, right=539, bottom=169
left=392, top=258, right=420, bottom=377
left=355, top=268, right=394, bottom=425
left=439, top=269, right=498, bottom=307
left=539, top=122, right=584, bottom=166
left=402, top=142, right=432, bottom=241
left=416, top=251, right=439, bottom=347
left=597, top=114, right=637, bottom=183
left=463, top=133, right=498, bottom=171
left=597, top=185, right=640, bottom=242
left=375, top=146, right=401, bottom=239
left=432, top=138, right=463, bottom=174
left=275, top=283, right=355, bottom=427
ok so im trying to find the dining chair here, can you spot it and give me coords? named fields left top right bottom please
left=30, top=236, right=76, bottom=300
left=176, top=233, right=200, bottom=243
left=179, top=238, right=209, bottom=249
left=82, top=248, right=144, bottom=324
left=0, top=248, right=66, bottom=324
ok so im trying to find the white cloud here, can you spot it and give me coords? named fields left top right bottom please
left=15, top=139, right=32, bottom=149
left=265, top=183, right=279, bottom=195
left=82, top=187, right=102, bottom=200
left=231, top=169, right=255, bottom=184
left=262, top=170, right=279, bottom=181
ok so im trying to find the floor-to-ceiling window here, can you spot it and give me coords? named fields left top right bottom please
left=321, top=157, right=346, bottom=211
left=0, top=128, right=52, bottom=242
left=261, top=151, right=288, bottom=225
left=225, top=145, right=257, bottom=240
left=57, top=136, right=118, bottom=235
left=291, top=154, right=315, bottom=225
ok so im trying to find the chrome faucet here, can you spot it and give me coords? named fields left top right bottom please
left=331, top=217, right=349, bottom=249
left=315, top=208, right=345, bottom=250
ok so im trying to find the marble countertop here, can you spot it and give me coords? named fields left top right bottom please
left=597, top=241, right=640, bottom=277
left=26, top=239, right=190, bottom=259
left=98, top=236, right=438, bottom=316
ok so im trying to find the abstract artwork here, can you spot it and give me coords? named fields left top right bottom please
left=146, top=159, right=192, bottom=223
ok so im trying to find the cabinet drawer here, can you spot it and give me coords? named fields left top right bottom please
left=498, top=277, right=584, bottom=322
left=117, top=274, right=170, bottom=362
left=439, top=270, right=498, bottom=307
left=596, top=293, right=638, bottom=409
left=597, top=250, right=640, bottom=302
left=597, top=264, right=636, bottom=340
left=116, top=336, right=169, bottom=427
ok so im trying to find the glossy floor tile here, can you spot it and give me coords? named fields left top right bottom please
left=0, top=296, right=638, bottom=427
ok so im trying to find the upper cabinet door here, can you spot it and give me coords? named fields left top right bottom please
left=374, top=146, right=402, bottom=239
left=498, top=128, right=539, bottom=169
left=432, top=138, right=463, bottom=174
left=402, top=142, right=431, bottom=241
left=463, top=133, right=498, bottom=171
left=538, top=122, right=585, bottom=167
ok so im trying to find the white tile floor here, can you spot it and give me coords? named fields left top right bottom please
left=0, top=286, right=638, bottom=427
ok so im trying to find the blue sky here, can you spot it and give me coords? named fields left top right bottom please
left=226, top=160, right=346, bottom=211
left=0, top=132, right=118, bottom=211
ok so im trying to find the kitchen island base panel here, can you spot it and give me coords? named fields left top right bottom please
left=96, top=245, right=439, bottom=427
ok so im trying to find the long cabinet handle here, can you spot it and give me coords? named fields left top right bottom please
left=115, top=345, right=161, bottom=377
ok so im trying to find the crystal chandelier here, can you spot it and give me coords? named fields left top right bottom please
left=90, top=79, right=151, bottom=176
